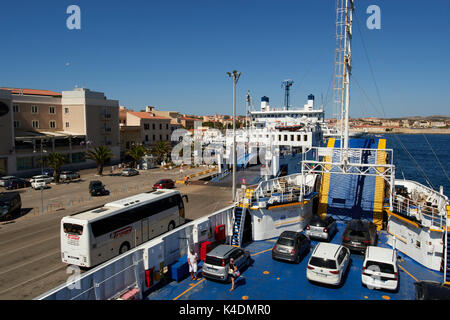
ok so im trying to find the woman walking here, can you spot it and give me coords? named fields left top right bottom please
left=228, top=258, right=239, bottom=292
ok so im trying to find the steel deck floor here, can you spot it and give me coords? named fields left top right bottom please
left=146, top=222, right=442, bottom=300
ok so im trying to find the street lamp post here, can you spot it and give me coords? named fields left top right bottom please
left=33, top=139, right=47, bottom=215
left=227, top=70, right=241, bottom=202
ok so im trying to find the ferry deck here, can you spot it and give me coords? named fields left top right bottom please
left=147, top=221, right=442, bottom=300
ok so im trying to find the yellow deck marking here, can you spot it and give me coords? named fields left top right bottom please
left=250, top=248, right=272, bottom=256
left=263, top=271, right=270, bottom=274
left=173, top=278, right=205, bottom=300
left=382, top=295, right=390, bottom=300
left=398, top=264, right=419, bottom=282
left=242, top=296, right=249, bottom=300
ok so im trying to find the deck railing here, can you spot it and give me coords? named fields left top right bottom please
left=392, top=194, right=446, bottom=230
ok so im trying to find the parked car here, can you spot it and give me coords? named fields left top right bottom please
left=306, top=242, right=351, bottom=286
left=153, top=179, right=175, bottom=190
left=0, top=176, right=17, bottom=187
left=121, top=168, right=139, bottom=176
left=272, top=231, right=311, bottom=263
left=4, top=178, right=31, bottom=190
left=30, top=175, right=53, bottom=184
left=60, top=171, right=80, bottom=182
left=31, top=179, right=49, bottom=190
left=202, top=244, right=251, bottom=282
left=414, top=281, right=450, bottom=300
left=342, top=219, right=378, bottom=253
left=305, top=215, right=338, bottom=242
left=0, top=192, right=21, bottom=221
left=362, top=246, right=398, bottom=291
left=89, top=180, right=109, bottom=196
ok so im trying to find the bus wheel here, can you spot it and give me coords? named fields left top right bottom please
left=168, top=221, right=175, bottom=231
left=119, top=242, right=130, bottom=254
left=4, top=214, right=12, bottom=221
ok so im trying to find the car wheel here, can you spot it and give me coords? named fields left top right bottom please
left=119, top=242, right=130, bottom=254
left=4, top=214, right=12, bottom=221
left=168, top=221, right=175, bottom=231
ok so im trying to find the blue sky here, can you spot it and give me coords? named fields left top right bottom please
left=1, top=0, right=449, bottom=118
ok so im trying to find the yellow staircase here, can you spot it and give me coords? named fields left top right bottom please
left=373, top=139, right=387, bottom=230
left=317, top=138, right=335, bottom=219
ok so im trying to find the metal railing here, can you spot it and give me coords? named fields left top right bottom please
left=392, top=194, right=446, bottom=230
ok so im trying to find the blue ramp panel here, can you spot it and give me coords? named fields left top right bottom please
left=326, top=138, right=379, bottom=221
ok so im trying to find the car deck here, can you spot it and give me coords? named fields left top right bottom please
left=146, top=221, right=442, bottom=300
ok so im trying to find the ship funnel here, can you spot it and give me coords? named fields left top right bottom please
left=261, top=96, right=270, bottom=111
left=304, top=94, right=314, bottom=110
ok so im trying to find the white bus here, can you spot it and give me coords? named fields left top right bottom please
left=61, top=190, right=187, bottom=267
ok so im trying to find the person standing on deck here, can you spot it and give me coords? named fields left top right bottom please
left=229, top=258, right=239, bottom=291
left=188, top=248, right=198, bottom=280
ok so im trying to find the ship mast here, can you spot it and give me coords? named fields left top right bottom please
left=333, top=0, right=354, bottom=160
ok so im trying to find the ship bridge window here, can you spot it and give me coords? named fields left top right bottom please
left=284, top=135, right=288, bottom=141
left=297, top=135, right=301, bottom=141
left=304, top=135, right=308, bottom=142
left=291, top=135, right=294, bottom=141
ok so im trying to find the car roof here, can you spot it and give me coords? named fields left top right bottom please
left=311, top=243, right=341, bottom=259
left=207, top=244, right=236, bottom=258
left=365, top=246, right=396, bottom=264
left=346, top=219, right=371, bottom=231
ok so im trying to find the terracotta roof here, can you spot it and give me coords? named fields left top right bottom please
left=128, top=111, right=170, bottom=120
left=1, top=88, right=61, bottom=97
left=180, top=117, right=200, bottom=121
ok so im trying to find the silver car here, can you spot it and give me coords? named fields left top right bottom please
left=202, top=244, right=251, bottom=282
left=305, top=215, right=337, bottom=242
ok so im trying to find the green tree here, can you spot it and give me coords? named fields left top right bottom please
left=151, top=141, right=172, bottom=164
left=125, top=144, right=148, bottom=168
left=86, top=145, right=114, bottom=176
left=45, top=152, right=68, bottom=183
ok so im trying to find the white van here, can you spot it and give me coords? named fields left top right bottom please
left=362, top=246, right=399, bottom=291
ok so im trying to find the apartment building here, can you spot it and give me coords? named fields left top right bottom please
left=0, top=87, right=120, bottom=176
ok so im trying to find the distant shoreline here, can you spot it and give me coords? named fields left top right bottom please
left=350, top=128, right=450, bottom=135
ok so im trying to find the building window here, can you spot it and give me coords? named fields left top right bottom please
left=50, top=121, right=56, bottom=128
left=32, top=120, right=39, bottom=129
left=13, top=120, right=20, bottom=128
left=159, top=135, right=162, bottom=140
left=64, top=108, right=69, bottom=114
left=31, top=105, right=39, bottom=114
left=145, top=134, right=149, bottom=142
left=166, top=135, right=169, bottom=140
left=65, top=122, right=70, bottom=128
left=153, top=135, right=155, bottom=141
left=49, top=106, right=55, bottom=114
left=152, top=123, right=155, bottom=130
left=144, top=123, right=150, bottom=130
left=13, top=105, right=19, bottom=112
left=159, top=123, right=162, bottom=130
left=166, top=124, right=169, bottom=129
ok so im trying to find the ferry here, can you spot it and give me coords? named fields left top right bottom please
left=36, top=0, right=450, bottom=301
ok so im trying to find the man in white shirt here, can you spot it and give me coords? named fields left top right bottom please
left=187, top=248, right=198, bottom=280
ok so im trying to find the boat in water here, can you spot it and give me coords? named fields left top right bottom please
left=37, top=0, right=450, bottom=301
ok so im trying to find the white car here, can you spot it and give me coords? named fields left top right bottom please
left=362, top=246, right=399, bottom=291
left=31, top=179, right=48, bottom=190
left=306, top=243, right=350, bottom=286
left=30, top=175, right=53, bottom=184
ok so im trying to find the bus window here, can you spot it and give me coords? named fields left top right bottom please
left=63, top=223, right=84, bottom=235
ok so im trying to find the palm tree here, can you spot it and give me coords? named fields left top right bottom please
left=86, top=146, right=114, bottom=176
left=45, top=152, right=68, bottom=183
left=151, top=141, right=172, bottom=164
left=125, top=144, right=147, bottom=168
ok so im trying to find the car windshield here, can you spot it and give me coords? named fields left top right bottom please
left=365, top=260, right=395, bottom=274
left=0, top=200, right=10, bottom=208
left=310, top=216, right=327, bottom=227
left=205, top=256, right=227, bottom=266
left=309, top=257, right=337, bottom=269
left=277, top=237, right=295, bottom=247
left=346, top=230, right=369, bottom=239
